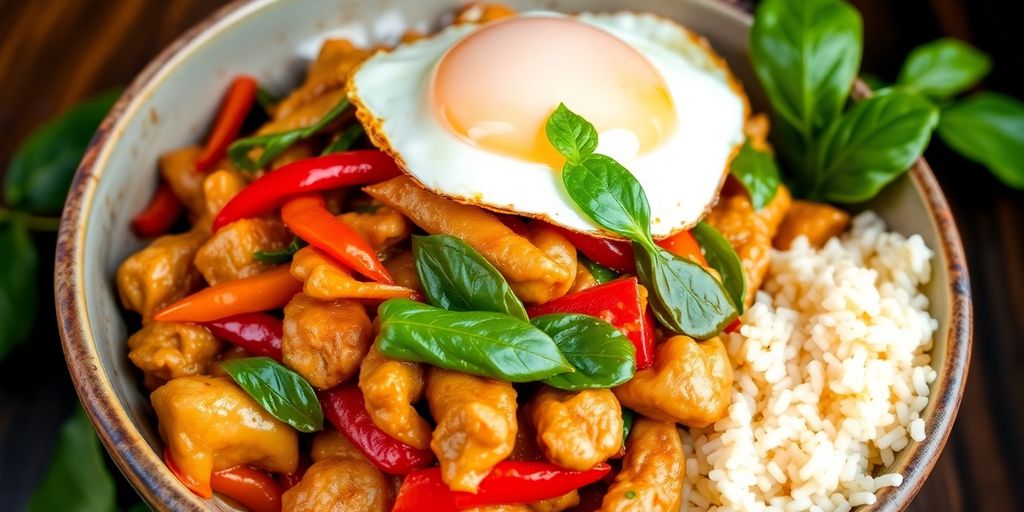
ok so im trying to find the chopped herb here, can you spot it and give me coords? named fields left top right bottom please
left=228, top=97, right=350, bottom=171
left=253, top=236, right=305, bottom=264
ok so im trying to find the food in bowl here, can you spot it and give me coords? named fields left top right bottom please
left=114, top=3, right=938, bottom=511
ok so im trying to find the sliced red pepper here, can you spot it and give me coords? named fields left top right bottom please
left=196, top=76, right=259, bottom=172
left=657, top=229, right=708, bottom=267
left=281, top=194, right=394, bottom=284
left=319, top=386, right=434, bottom=475
left=132, top=181, right=183, bottom=238
left=210, top=465, right=282, bottom=512
left=393, top=462, right=611, bottom=512
left=543, top=223, right=635, bottom=273
left=212, top=151, right=401, bottom=232
left=204, top=312, right=283, bottom=361
left=527, top=277, right=655, bottom=370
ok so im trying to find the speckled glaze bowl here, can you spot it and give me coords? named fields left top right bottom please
left=54, top=0, right=972, bottom=510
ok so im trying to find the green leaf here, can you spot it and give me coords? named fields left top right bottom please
left=860, top=73, right=889, bottom=92
left=5, top=89, right=120, bottom=214
left=897, top=38, right=991, bottom=100
left=229, top=97, right=349, bottom=171
left=692, top=222, right=746, bottom=314
left=0, top=219, right=38, bottom=360
left=377, top=299, right=572, bottom=382
left=580, top=256, right=618, bottom=285
left=220, top=357, right=324, bottom=432
left=413, top=235, right=528, bottom=320
left=729, top=141, right=781, bottom=210
left=812, top=90, right=939, bottom=203
left=26, top=407, right=116, bottom=512
left=545, top=103, right=599, bottom=165
left=256, top=86, right=279, bottom=112
left=633, top=243, right=737, bottom=340
left=322, top=122, right=365, bottom=155
left=750, top=0, right=862, bottom=141
left=533, top=313, right=635, bottom=390
left=621, top=408, right=634, bottom=443
left=253, top=236, right=306, bottom=264
left=562, top=155, right=651, bottom=240
left=938, top=92, right=1024, bottom=189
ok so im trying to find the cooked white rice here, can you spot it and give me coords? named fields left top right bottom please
left=681, top=212, right=939, bottom=512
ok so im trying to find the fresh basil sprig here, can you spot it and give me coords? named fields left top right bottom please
left=220, top=357, right=324, bottom=433
left=253, top=236, right=306, bottom=265
left=692, top=222, right=746, bottom=314
left=897, top=38, right=991, bottom=101
left=376, top=299, right=572, bottom=382
left=229, top=97, right=349, bottom=171
left=532, top=313, right=635, bottom=390
left=413, top=235, right=528, bottom=320
left=936, top=93, right=1024, bottom=189
left=729, top=141, right=781, bottom=210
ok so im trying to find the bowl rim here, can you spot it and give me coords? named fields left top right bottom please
left=54, top=1, right=972, bottom=511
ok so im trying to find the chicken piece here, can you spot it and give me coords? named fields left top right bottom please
left=465, top=507, right=530, bottom=512
left=260, top=88, right=348, bottom=135
left=599, top=418, right=684, bottom=512
left=568, top=260, right=598, bottom=294
left=455, top=3, right=517, bottom=23
left=339, top=205, right=411, bottom=253
left=756, top=184, right=792, bottom=235
left=127, top=322, right=221, bottom=384
left=774, top=200, right=851, bottom=250
left=311, top=428, right=364, bottom=463
left=207, top=345, right=249, bottom=379
left=531, top=492, right=580, bottom=512
left=282, top=294, right=372, bottom=389
left=274, top=39, right=371, bottom=121
left=151, top=376, right=298, bottom=494
left=116, top=229, right=206, bottom=320
left=193, top=218, right=292, bottom=285
left=613, top=336, right=732, bottom=428
left=359, top=344, right=431, bottom=450
left=281, top=458, right=393, bottom=512
left=383, top=250, right=422, bottom=292
left=364, top=176, right=575, bottom=303
left=527, top=387, right=622, bottom=471
left=705, top=193, right=770, bottom=307
left=159, top=146, right=206, bottom=215
left=744, top=113, right=771, bottom=152
left=427, top=368, right=518, bottom=492
left=199, top=169, right=247, bottom=230
left=290, top=246, right=417, bottom=300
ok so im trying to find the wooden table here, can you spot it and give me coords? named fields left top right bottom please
left=0, top=1, right=1021, bottom=510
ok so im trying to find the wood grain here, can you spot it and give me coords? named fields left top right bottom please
left=0, top=1, right=1021, bottom=510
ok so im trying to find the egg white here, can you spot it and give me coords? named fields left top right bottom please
left=349, top=12, right=748, bottom=238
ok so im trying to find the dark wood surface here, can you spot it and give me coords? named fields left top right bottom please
left=0, top=1, right=1021, bottom=510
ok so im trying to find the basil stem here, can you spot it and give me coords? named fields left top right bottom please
left=229, top=97, right=350, bottom=171
left=322, top=122, right=365, bottom=155
left=220, top=356, right=324, bottom=433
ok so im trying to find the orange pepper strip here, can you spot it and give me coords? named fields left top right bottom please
left=210, top=466, right=283, bottom=512
left=281, top=194, right=394, bottom=285
left=165, top=447, right=213, bottom=499
left=154, top=265, right=301, bottom=323
left=657, top=230, right=709, bottom=267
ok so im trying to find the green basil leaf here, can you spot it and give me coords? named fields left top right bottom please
left=413, top=234, right=528, bottom=320
left=563, top=155, right=651, bottom=240
left=860, top=73, right=889, bottom=92
left=377, top=299, right=572, bottom=382
left=26, top=407, right=116, bottom=512
left=5, top=89, right=120, bottom=214
left=229, top=97, right=349, bottom=171
left=692, top=222, right=746, bottom=314
left=253, top=236, right=306, bottom=264
left=545, top=103, right=598, bottom=165
left=812, top=90, right=939, bottom=203
left=322, top=122, right=365, bottom=155
left=897, top=38, right=991, bottom=100
left=580, top=256, right=618, bottom=285
left=533, top=313, right=635, bottom=390
left=633, top=243, right=736, bottom=340
left=937, top=92, right=1024, bottom=189
left=220, top=357, right=324, bottom=432
left=256, top=86, right=279, bottom=112
left=0, top=219, right=38, bottom=360
left=750, top=0, right=862, bottom=141
left=729, top=141, right=781, bottom=210
left=621, top=408, right=634, bottom=443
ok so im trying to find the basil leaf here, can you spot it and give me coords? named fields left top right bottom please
left=692, top=222, right=746, bottom=314
left=0, top=220, right=38, bottom=360
left=253, top=236, right=306, bottom=264
left=377, top=299, right=572, bottom=382
left=750, top=0, right=862, bottom=141
left=861, top=73, right=889, bottom=92
left=322, top=122, right=365, bottom=155
left=729, top=141, right=781, bottom=210
left=633, top=243, right=736, bottom=340
left=937, top=92, right=1024, bottom=189
left=5, top=89, right=120, bottom=214
left=580, top=256, right=618, bottom=285
left=812, top=90, right=939, bottom=203
left=413, top=235, right=528, bottom=320
left=229, top=97, right=349, bottom=171
left=545, top=103, right=598, bottom=164
left=221, top=357, right=324, bottom=432
left=25, top=407, right=116, bottom=512
left=256, top=86, right=279, bottom=112
left=563, top=155, right=651, bottom=240
left=897, top=38, right=991, bottom=100
left=533, top=313, right=635, bottom=390
left=622, top=408, right=634, bottom=443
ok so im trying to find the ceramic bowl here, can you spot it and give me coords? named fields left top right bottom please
left=54, top=0, right=972, bottom=510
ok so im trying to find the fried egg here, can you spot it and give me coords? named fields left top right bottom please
left=349, top=12, right=748, bottom=239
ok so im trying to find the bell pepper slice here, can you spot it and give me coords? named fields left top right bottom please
left=543, top=223, right=635, bottom=273
left=204, top=312, right=284, bottom=362
left=527, top=277, right=655, bottom=370
left=131, top=181, right=183, bottom=238
left=209, top=465, right=283, bottom=512
left=154, top=265, right=301, bottom=323
left=195, top=76, right=259, bottom=172
left=657, top=229, right=708, bottom=267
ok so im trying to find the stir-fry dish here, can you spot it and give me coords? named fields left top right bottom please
left=118, top=4, right=939, bottom=511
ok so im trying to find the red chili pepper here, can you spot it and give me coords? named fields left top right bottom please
left=210, top=465, right=283, bottom=512
left=154, top=265, right=302, bottom=323
left=319, top=385, right=434, bottom=475
left=196, top=76, right=259, bottom=172
left=204, top=312, right=283, bottom=362
left=657, top=229, right=708, bottom=267
left=393, top=462, right=611, bottom=512
left=527, top=277, right=655, bottom=370
left=212, top=151, right=401, bottom=232
left=281, top=194, right=394, bottom=284
left=542, top=223, right=635, bottom=273
left=132, top=181, right=183, bottom=238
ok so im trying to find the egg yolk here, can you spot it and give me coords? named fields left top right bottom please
left=430, top=16, right=676, bottom=166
